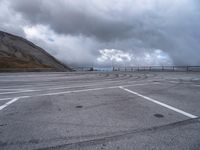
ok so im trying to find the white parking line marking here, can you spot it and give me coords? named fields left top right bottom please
left=123, top=83, right=160, bottom=88
left=0, top=98, right=13, bottom=101
left=119, top=86, right=198, bottom=119
left=0, top=97, right=20, bottom=111
left=0, top=90, right=35, bottom=95
left=0, top=83, right=159, bottom=100
left=37, top=86, right=118, bottom=97
left=0, top=83, right=158, bottom=111
left=193, top=84, right=200, bottom=87
left=0, top=79, right=163, bottom=90
left=0, top=88, right=27, bottom=91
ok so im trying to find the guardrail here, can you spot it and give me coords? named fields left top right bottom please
left=74, top=67, right=95, bottom=71
left=73, top=66, right=200, bottom=72
left=113, top=66, right=200, bottom=72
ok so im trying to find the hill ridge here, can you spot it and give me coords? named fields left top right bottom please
left=0, top=31, right=71, bottom=71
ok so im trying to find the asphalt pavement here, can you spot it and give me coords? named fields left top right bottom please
left=0, top=71, right=200, bottom=150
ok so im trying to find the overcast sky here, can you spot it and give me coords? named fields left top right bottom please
left=0, top=0, right=200, bottom=67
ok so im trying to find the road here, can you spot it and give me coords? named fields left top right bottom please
left=0, top=71, right=200, bottom=150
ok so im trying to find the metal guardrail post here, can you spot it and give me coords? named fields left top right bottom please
left=71, top=65, right=200, bottom=72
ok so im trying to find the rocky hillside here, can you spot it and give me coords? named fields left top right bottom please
left=0, top=31, right=71, bottom=71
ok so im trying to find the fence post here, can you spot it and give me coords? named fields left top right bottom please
left=162, top=66, right=164, bottom=71
left=186, top=66, right=189, bottom=72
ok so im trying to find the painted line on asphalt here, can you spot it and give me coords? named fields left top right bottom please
left=0, top=76, right=163, bottom=90
left=0, top=83, right=159, bottom=100
left=169, top=81, right=180, bottom=84
left=0, top=76, right=80, bottom=82
left=192, top=84, right=200, bottom=87
left=123, top=83, right=160, bottom=88
left=0, top=98, right=13, bottom=101
left=119, top=86, right=198, bottom=119
left=0, top=90, right=36, bottom=95
left=39, top=83, right=160, bottom=97
left=0, top=97, right=20, bottom=111
left=0, top=81, right=160, bottom=95
left=0, top=88, right=27, bottom=91
left=0, top=83, right=115, bottom=95
left=0, top=87, right=118, bottom=102
left=37, top=86, right=118, bottom=97
left=0, top=84, right=155, bottom=110
left=0, top=96, right=31, bottom=101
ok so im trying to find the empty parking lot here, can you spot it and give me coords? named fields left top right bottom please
left=0, top=71, right=200, bottom=150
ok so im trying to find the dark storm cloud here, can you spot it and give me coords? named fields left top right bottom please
left=10, top=0, right=134, bottom=41
left=1, top=0, right=200, bottom=66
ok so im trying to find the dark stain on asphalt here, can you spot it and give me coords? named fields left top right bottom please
left=154, top=114, right=164, bottom=118
left=0, top=124, right=7, bottom=127
left=76, top=105, right=83, bottom=108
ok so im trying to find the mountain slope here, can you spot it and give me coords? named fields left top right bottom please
left=0, top=31, right=71, bottom=71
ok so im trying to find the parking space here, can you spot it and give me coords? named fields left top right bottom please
left=0, top=72, right=199, bottom=150
left=126, top=82, right=200, bottom=116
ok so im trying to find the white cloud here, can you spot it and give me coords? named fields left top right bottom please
left=0, top=0, right=26, bottom=36
left=97, top=49, right=172, bottom=66
left=97, top=49, right=131, bottom=63
left=23, top=25, right=97, bottom=66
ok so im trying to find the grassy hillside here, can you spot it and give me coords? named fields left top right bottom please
left=0, top=31, right=72, bottom=71
left=0, top=57, right=51, bottom=68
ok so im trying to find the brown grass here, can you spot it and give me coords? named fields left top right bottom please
left=0, top=57, right=52, bottom=68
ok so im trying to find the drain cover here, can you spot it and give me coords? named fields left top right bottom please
left=76, top=105, right=83, bottom=108
left=154, top=113, right=164, bottom=118
left=0, top=124, right=7, bottom=127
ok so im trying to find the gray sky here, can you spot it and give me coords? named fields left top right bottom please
left=0, top=0, right=200, bottom=67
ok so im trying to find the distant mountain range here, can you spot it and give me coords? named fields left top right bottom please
left=0, top=31, right=71, bottom=71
